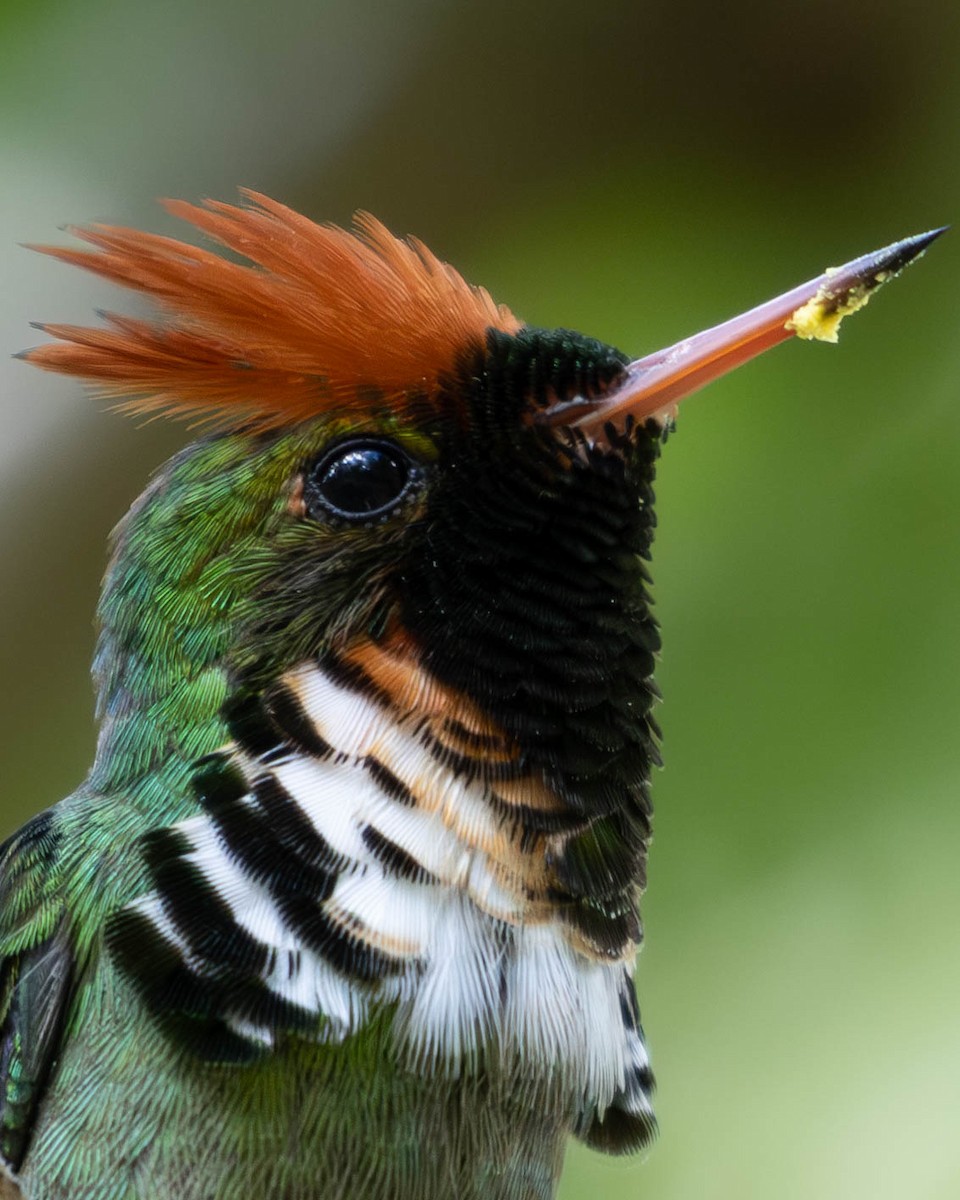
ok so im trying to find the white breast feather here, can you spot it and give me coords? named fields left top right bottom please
left=133, top=660, right=646, bottom=1118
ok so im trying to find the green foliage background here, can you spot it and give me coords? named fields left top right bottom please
left=1, top=2, right=958, bottom=1196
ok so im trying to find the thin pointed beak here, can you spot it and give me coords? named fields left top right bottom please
left=544, top=227, right=946, bottom=439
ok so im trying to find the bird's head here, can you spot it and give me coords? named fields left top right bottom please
left=21, top=195, right=940, bottom=974
left=22, top=195, right=671, bottom=826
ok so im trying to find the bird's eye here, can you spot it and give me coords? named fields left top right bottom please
left=304, top=438, right=418, bottom=522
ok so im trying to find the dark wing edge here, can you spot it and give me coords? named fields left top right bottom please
left=0, top=813, right=74, bottom=1177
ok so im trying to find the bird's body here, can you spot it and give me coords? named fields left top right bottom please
left=22, top=967, right=570, bottom=1200
left=1, top=194, right=938, bottom=1199
left=9, top=389, right=659, bottom=1200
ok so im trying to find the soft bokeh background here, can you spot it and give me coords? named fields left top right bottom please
left=2, top=2, right=958, bottom=1196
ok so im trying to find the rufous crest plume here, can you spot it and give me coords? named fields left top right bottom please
left=23, top=190, right=521, bottom=430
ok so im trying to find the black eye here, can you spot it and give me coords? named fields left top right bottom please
left=305, top=438, right=418, bottom=521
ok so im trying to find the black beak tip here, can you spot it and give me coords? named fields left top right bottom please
left=881, top=225, right=949, bottom=273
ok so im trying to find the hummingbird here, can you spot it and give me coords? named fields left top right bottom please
left=0, top=192, right=941, bottom=1200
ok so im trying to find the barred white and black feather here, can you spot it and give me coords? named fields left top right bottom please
left=110, top=651, right=655, bottom=1138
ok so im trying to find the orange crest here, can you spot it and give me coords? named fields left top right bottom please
left=24, top=191, right=522, bottom=429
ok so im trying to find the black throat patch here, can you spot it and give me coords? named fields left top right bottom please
left=400, top=326, right=664, bottom=826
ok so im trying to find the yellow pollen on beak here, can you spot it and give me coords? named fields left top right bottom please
left=784, top=267, right=891, bottom=344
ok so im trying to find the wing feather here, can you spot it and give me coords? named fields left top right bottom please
left=0, top=814, right=74, bottom=1174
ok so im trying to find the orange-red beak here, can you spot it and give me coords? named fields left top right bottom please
left=546, top=228, right=945, bottom=439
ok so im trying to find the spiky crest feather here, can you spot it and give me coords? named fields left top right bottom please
left=24, top=191, right=522, bottom=430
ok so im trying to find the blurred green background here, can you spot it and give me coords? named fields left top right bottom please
left=1, top=1, right=958, bottom=1196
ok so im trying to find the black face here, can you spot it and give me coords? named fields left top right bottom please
left=391, top=327, right=663, bottom=812
left=304, top=438, right=423, bottom=523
